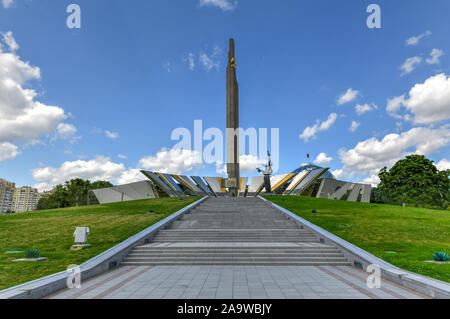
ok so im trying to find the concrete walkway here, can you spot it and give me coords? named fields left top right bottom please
left=48, top=265, right=427, bottom=299
left=48, top=197, right=428, bottom=299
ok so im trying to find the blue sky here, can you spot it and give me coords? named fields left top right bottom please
left=0, top=0, right=449, bottom=190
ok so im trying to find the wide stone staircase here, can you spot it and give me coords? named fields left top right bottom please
left=122, top=197, right=350, bottom=266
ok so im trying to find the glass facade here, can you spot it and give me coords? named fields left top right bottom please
left=291, top=164, right=335, bottom=180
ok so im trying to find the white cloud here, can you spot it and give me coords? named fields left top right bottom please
left=184, top=53, right=195, bottom=71
left=436, top=159, right=450, bottom=171
left=199, top=0, right=237, bottom=11
left=338, top=126, right=450, bottom=179
left=0, top=142, right=19, bottom=161
left=118, top=154, right=127, bottom=159
left=138, top=148, right=203, bottom=174
left=406, top=30, right=432, bottom=46
left=331, top=169, right=345, bottom=179
left=338, top=88, right=359, bottom=105
left=314, top=153, right=333, bottom=165
left=401, top=56, right=422, bottom=75
left=1, top=31, right=18, bottom=51
left=239, top=155, right=266, bottom=173
left=0, top=31, right=67, bottom=151
left=386, top=73, right=450, bottom=124
left=199, top=46, right=221, bottom=72
left=426, top=48, right=444, bottom=65
left=299, top=113, right=338, bottom=142
left=2, top=0, right=13, bottom=9
left=356, top=103, right=377, bottom=115
left=52, top=123, right=79, bottom=144
left=32, top=156, right=128, bottom=191
left=362, top=173, right=381, bottom=186
left=105, top=130, right=119, bottom=139
left=216, top=155, right=266, bottom=174
left=117, top=169, right=147, bottom=185
left=349, top=121, right=360, bottom=132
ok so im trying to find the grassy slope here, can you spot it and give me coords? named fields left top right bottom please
left=0, top=197, right=199, bottom=290
left=266, top=196, right=450, bottom=283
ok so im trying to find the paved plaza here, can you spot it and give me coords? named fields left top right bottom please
left=48, top=265, right=427, bottom=299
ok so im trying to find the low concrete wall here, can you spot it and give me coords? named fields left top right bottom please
left=0, top=197, right=208, bottom=299
left=259, top=196, right=450, bottom=299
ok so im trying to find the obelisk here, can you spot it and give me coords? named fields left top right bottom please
left=226, top=38, right=240, bottom=197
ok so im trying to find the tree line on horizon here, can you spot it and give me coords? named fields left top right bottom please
left=37, top=179, right=113, bottom=210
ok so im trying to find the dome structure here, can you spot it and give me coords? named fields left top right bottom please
left=291, top=164, right=335, bottom=180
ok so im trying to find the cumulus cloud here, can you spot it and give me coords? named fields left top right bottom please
left=386, top=73, right=450, bottom=124
left=406, top=30, right=432, bottom=46
left=32, top=156, right=128, bottom=191
left=117, top=169, right=147, bottom=185
left=139, top=148, right=203, bottom=174
left=199, top=0, right=237, bottom=11
left=356, top=103, right=377, bottom=115
left=349, top=121, right=360, bottom=132
left=2, top=0, right=13, bottom=9
left=338, top=88, right=359, bottom=105
left=52, top=123, right=79, bottom=144
left=0, top=31, right=67, bottom=153
left=338, top=126, right=450, bottom=180
left=436, top=158, right=450, bottom=171
left=117, top=154, right=127, bottom=159
left=314, top=153, right=333, bottom=165
left=299, top=113, right=338, bottom=142
left=426, top=48, right=444, bottom=65
left=401, top=56, right=422, bottom=75
left=216, top=155, right=266, bottom=174
left=0, top=142, right=19, bottom=161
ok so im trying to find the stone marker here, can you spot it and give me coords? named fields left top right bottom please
left=72, top=227, right=91, bottom=249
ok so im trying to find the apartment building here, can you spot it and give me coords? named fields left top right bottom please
left=0, top=178, right=16, bottom=213
left=12, top=186, right=41, bottom=213
left=0, top=178, right=41, bottom=213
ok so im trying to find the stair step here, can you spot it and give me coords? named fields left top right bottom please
left=121, top=261, right=351, bottom=266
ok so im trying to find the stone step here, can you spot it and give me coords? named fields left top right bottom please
left=128, top=252, right=344, bottom=258
left=121, top=261, right=351, bottom=266
left=151, top=239, right=319, bottom=242
left=133, top=247, right=338, bottom=252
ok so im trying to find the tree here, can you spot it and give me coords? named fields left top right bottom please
left=378, top=155, right=450, bottom=209
left=37, top=179, right=113, bottom=210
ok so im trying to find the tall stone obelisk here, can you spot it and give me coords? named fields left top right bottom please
left=226, top=38, right=240, bottom=197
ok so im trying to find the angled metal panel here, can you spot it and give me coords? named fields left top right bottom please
left=292, top=168, right=328, bottom=195
left=172, top=175, right=202, bottom=195
left=271, top=173, right=296, bottom=193
left=347, top=184, right=363, bottom=202
left=140, top=171, right=178, bottom=197
left=191, top=176, right=215, bottom=197
left=158, top=173, right=184, bottom=196
left=204, top=177, right=223, bottom=194
left=285, top=171, right=310, bottom=194
left=248, top=176, right=265, bottom=194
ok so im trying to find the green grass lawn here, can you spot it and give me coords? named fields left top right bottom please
left=0, top=197, right=199, bottom=290
left=266, top=196, right=450, bottom=283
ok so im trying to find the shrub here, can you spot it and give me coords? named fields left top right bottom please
left=432, top=252, right=450, bottom=262
left=25, top=249, right=41, bottom=259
